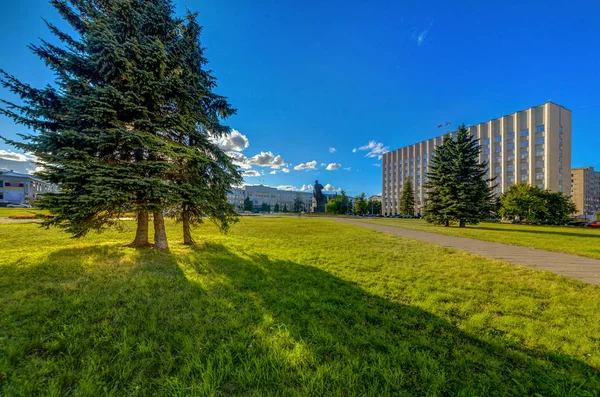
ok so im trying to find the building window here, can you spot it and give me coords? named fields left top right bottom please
left=559, top=185, right=563, bottom=192
left=536, top=172, right=544, bottom=180
left=494, top=136, right=502, bottom=143
left=508, top=175, right=515, bottom=183
left=536, top=125, right=545, bottom=133
left=521, top=174, right=529, bottom=181
left=494, top=146, right=502, bottom=153
left=536, top=137, right=545, bottom=145
left=508, top=165, right=514, bottom=172
left=559, top=173, right=563, bottom=181
left=536, top=149, right=544, bottom=157
left=507, top=143, right=515, bottom=150
left=521, top=129, right=529, bottom=137
left=521, top=140, right=529, bottom=148
left=507, top=132, right=515, bottom=139
left=521, top=151, right=529, bottom=159
left=483, top=138, right=490, bottom=145
left=560, top=126, right=563, bottom=134
left=495, top=166, right=501, bottom=174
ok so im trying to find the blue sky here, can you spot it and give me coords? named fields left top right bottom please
left=1, top=0, right=600, bottom=196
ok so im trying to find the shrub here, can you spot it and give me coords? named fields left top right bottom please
left=8, top=213, right=37, bottom=219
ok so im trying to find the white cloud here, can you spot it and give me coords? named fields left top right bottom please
left=0, top=150, right=35, bottom=162
left=324, top=183, right=340, bottom=191
left=352, top=148, right=357, bottom=153
left=357, top=140, right=389, bottom=160
left=281, top=168, right=290, bottom=173
left=0, top=150, right=40, bottom=174
left=329, top=147, right=337, bottom=153
left=229, top=151, right=286, bottom=170
left=294, top=160, right=317, bottom=171
left=320, top=162, right=326, bottom=167
left=226, top=151, right=252, bottom=169
left=247, top=151, right=285, bottom=168
left=326, top=163, right=341, bottom=171
left=411, top=19, right=434, bottom=47
left=211, top=129, right=249, bottom=152
left=300, top=184, right=313, bottom=191
left=269, top=170, right=277, bottom=175
left=241, top=170, right=260, bottom=177
left=216, top=129, right=287, bottom=170
left=277, top=185, right=295, bottom=191
left=343, top=167, right=352, bottom=171
left=373, top=163, right=381, bottom=167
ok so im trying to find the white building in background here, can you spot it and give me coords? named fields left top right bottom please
left=382, top=102, right=571, bottom=215
left=0, top=170, right=59, bottom=204
left=228, top=184, right=340, bottom=212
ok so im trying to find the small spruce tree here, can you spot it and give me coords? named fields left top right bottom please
left=400, top=177, right=415, bottom=216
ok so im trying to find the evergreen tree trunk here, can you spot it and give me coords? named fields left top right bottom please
left=459, top=219, right=465, bottom=228
left=445, top=220, right=449, bottom=227
left=182, top=210, right=194, bottom=245
left=129, top=211, right=151, bottom=247
left=153, top=211, right=169, bottom=250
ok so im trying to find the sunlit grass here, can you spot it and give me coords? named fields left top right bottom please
left=358, top=217, right=600, bottom=260
left=0, top=208, right=49, bottom=218
left=1, top=217, right=599, bottom=395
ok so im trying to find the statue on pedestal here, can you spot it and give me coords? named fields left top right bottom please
left=313, top=180, right=326, bottom=213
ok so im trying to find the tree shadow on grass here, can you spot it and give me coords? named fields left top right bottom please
left=1, top=243, right=599, bottom=396
left=185, top=243, right=600, bottom=396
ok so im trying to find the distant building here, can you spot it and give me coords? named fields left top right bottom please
left=368, top=195, right=382, bottom=202
left=0, top=170, right=59, bottom=205
left=227, top=184, right=341, bottom=212
left=571, top=167, right=600, bottom=218
left=382, top=102, right=571, bottom=215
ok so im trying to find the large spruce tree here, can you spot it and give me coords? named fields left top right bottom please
left=424, top=124, right=494, bottom=227
left=166, top=12, right=241, bottom=245
left=0, top=0, right=239, bottom=249
left=399, top=176, right=415, bottom=216
left=424, top=134, right=454, bottom=226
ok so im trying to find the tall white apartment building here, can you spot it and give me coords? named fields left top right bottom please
left=382, top=102, right=572, bottom=215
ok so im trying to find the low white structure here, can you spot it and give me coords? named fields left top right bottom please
left=228, top=184, right=340, bottom=212
left=0, top=170, right=59, bottom=205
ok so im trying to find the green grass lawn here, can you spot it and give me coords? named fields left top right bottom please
left=0, top=207, right=49, bottom=218
left=357, top=217, right=600, bottom=260
left=1, top=217, right=599, bottom=396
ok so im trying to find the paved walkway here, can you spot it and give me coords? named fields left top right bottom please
left=332, top=218, right=600, bottom=285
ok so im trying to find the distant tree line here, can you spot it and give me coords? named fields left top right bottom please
left=324, top=190, right=382, bottom=215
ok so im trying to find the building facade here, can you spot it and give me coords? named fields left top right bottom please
left=382, top=102, right=572, bottom=215
left=0, top=170, right=59, bottom=204
left=571, top=167, right=600, bottom=218
left=227, top=185, right=315, bottom=212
